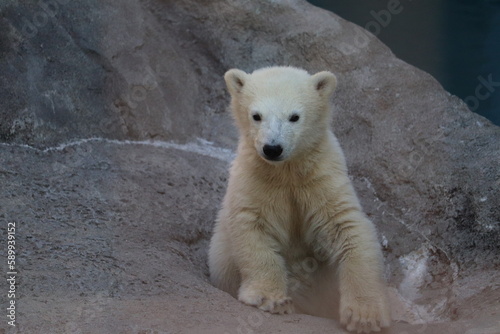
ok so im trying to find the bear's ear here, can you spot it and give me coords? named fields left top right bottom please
left=224, top=69, right=248, bottom=96
left=310, top=71, right=337, bottom=98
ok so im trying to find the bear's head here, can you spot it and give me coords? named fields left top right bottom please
left=224, top=66, right=337, bottom=163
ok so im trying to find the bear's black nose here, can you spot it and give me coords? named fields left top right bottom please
left=263, top=144, right=283, bottom=160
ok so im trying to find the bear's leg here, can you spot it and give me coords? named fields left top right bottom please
left=336, top=235, right=391, bottom=333
left=230, top=215, right=293, bottom=314
left=314, top=196, right=391, bottom=332
left=208, top=223, right=240, bottom=297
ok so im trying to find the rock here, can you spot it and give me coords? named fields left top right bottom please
left=0, top=0, right=234, bottom=148
left=0, top=0, right=499, bottom=333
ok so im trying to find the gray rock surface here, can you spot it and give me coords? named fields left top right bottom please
left=1, top=0, right=499, bottom=333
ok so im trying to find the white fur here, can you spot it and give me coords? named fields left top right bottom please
left=209, top=66, right=391, bottom=333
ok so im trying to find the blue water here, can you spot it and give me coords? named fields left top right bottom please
left=308, top=0, right=500, bottom=125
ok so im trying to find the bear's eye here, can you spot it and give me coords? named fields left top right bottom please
left=289, top=114, right=300, bottom=122
left=252, top=113, right=262, bottom=122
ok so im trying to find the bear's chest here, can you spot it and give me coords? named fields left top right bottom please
left=259, top=187, right=321, bottom=251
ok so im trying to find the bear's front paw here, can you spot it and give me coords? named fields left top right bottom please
left=238, top=286, right=294, bottom=315
left=340, top=294, right=390, bottom=333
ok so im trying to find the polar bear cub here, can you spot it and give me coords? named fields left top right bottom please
left=208, top=66, right=390, bottom=333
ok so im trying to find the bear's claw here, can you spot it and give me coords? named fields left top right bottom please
left=238, top=287, right=294, bottom=315
left=340, top=295, right=390, bottom=333
left=259, top=296, right=294, bottom=314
